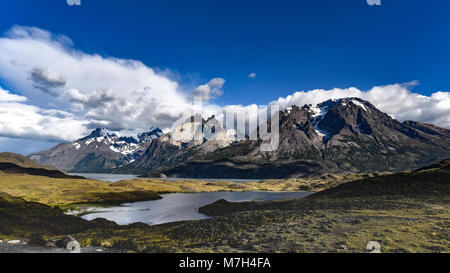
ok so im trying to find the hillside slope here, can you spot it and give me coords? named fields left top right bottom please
left=0, top=163, right=84, bottom=179
left=199, top=158, right=450, bottom=216
left=0, top=152, right=51, bottom=169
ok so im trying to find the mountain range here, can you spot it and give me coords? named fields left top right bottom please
left=29, top=98, right=450, bottom=178
left=29, top=128, right=163, bottom=172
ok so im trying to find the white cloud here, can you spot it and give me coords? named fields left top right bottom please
left=193, top=78, right=225, bottom=101
left=29, top=66, right=66, bottom=95
left=271, top=82, right=450, bottom=128
left=0, top=87, right=89, bottom=141
left=0, top=25, right=223, bottom=136
left=0, top=86, right=27, bottom=102
left=0, top=26, right=182, bottom=107
left=248, top=73, right=257, bottom=79
left=0, top=25, right=449, bottom=150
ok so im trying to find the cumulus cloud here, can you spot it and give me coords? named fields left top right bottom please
left=0, top=25, right=187, bottom=116
left=0, top=25, right=224, bottom=137
left=0, top=25, right=449, bottom=149
left=0, top=86, right=27, bottom=102
left=248, top=73, right=257, bottom=79
left=29, top=66, right=66, bottom=95
left=0, top=87, right=88, bottom=141
left=193, top=78, right=225, bottom=101
left=270, top=82, right=450, bottom=128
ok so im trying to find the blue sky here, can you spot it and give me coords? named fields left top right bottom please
left=1, top=0, right=449, bottom=104
left=0, top=0, right=449, bottom=154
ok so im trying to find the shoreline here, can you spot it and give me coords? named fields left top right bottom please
left=1, top=159, right=449, bottom=253
left=0, top=171, right=379, bottom=210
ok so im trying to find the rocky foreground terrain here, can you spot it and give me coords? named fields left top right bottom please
left=0, top=158, right=448, bottom=253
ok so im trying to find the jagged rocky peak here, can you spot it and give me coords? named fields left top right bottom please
left=284, top=98, right=373, bottom=118
left=313, top=98, right=396, bottom=138
left=138, top=127, right=164, bottom=142
left=77, top=127, right=165, bottom=157
left=279, top=98, right=396, bottom=142
left=114, top=96, right=450, bottom=176
left=80, top=127, right=163, bottom=144
left=29, top=126, right=164, bottom=172
left=82, top=128, right=116, bottom=140
left=164, top=114, right=205, bottom=146
left=161, top=114, right=231, bottom=148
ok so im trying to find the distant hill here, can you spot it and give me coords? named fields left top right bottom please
left=0, top=152, right=51, bottom=169
left=0, top=162, right=85, bottom=179
left=0, top=152, right=84, bottom=179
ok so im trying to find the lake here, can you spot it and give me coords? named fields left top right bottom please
left=69, top=173, right=139, bottom=182
left=68, top=191, right=313, bottom=226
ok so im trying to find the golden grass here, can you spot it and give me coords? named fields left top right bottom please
left=111, top=171, right=383, bottom=194
left=0, top=174, right=160, bottom=206
left=0, top=171, right=378, bottom=207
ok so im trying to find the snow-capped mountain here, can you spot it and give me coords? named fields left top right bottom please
left=139, top=97, right=450, bottom=178
left=116, top=114, right=233, bottom=173
left=29, top=127, right=163, bottom=172
left=29, top=97, right=450, bottom=178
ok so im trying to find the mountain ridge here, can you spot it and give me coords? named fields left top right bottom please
left=137, top=97, right=450, bottom=178
left=29, top=128, right=163, bottom=172
left=28, top=97, right=450, bottom=177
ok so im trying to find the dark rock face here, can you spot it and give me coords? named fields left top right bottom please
left=29, top=128, right=163, bottom=172
left=143, top=98, right=450, bottom=178
left=119, top=138, right=189, bottom=173
left=138, top=128, right=164, bottom=142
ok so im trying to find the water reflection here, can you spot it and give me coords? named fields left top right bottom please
left=71, top=191, right=312, bottom=226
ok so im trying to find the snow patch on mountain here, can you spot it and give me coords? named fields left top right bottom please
left=351, top=99, right=368, bottom=111
left=308, top=100, right=340, bottom=139
left=75, top=127, right=164, bottom=162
